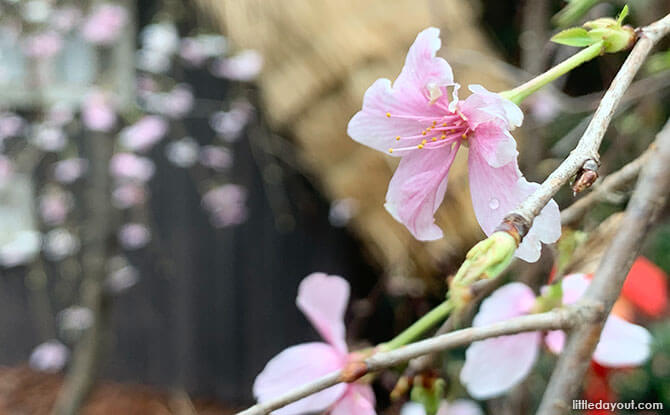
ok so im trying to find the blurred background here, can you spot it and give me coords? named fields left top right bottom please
left=0, top=0, right=669, bottom=414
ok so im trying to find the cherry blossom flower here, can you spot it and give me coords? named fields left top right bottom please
left=43, top=228, right=80, bottom=261
left=52, top=158, right=88, bottom=184
left=459, top=274, right=652, bottom=399
left=110, top=153, right=156, bottom=183
left=199, top=145, right=233, bottom=171
left=119, top=116, right=168, bottom=152
left=81, top=3, right=127, bottom=45
left=38, top=189, right=72, bottom=225
left=23, top=31, right=63, bottom=58
left=29, top=340, right=69, bottom=373
left=202, top=184, right=248, bottom=227
left=31, top=125, right=67, bottom=152
left=166, top=137, right=199, bottom=168
left=118, top=223, right=151, bottom=250
left=82, top=90, right=117, bottom=132
left=347, top=27, right=560, bottom=262
left=211, top=49, right=263, bottom=81
left=254, top=273, right=376, bottom=415
left=112, top=183, right=147, bottom=209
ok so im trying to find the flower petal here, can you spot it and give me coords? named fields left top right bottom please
left=253, top=342, right=347, bottom=415
left=460, top=85, right=523, bottom=130
left=468, top=121, right=518, bottom=168
left=560, top=273, right=591, bottom=305
left=296, top=273, right=350, bottom=354
left=385, top=142, right=459, bottom=240
left=593, top=315, right=652, bottom=367
left=621, top=257, right=668, bottom=317
left=544, top=330, right=566, bottom=354
left=467, top=150, right=561, bottom=263
left=347, top=28, right=454, bottom=155
left=460, top=332, right=541, bottom=399
left=439, top=399, right=484, bottom=415
left=472, top=282, right=537, bottom=326
left=330, top=384, right=376, bottom=415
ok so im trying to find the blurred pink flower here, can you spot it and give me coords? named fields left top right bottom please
left=51, top=6, right=82, bottom=32
left=81, top=3, right=127, bottom=45
left=23, top=31, right=63, bottom=58
left=459, top=275, right=652, bottom=399
left=199, top=145, right=233, bottom=170
left=119, top=116, right=168, bottom=152
left=162, top=84, right=194, bottom=118
left=166, top=137, right=199, bottom=167
left=347, top=27, right=560, bottom=262
left=209, top=100, right=253, bottom=142
left=254, top=273, right=376, bottom=415
left=110, top=153, right=155, bottom=183
left=43, top=228, right=80, bottom=261
left=202, top=184, right=248, bottom=227
left=112, top=183, right=147, bottom=209
left=32, top=126, right=66, bottom=152
left=39, top=190, right=72, bottom=226
left=82, top=90, right=117, bottom=132
left=211, top=49, right=263, bottom=81
left=118, top=223, right=151, bottom=250
left=52, top=158, right=88, bottom=184
left=29, top=340, right=69, bottom=373
left=0, top=112, right=25, bottom=141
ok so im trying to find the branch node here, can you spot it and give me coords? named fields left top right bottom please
left=497, top=213, right=529, bottom=241
left=572, top=158, right=600, bottom=195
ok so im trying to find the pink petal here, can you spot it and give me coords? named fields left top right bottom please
left=440, top=399, right=484, bottom=415
left=253, top=342, right=347, bottom=415
left=467, top=150, right=560, bottom=263
left=472, top=282, right=537, bottom=326
left=347, top=28, right=454, bottom=155
left=460, top=85, right=523, bottom=130
left=560, top=273, right=591, bottom=305
left=330, top=384, right=376, bottom=415
left=385, top=142, right=459, bottom=240
left=460, top=332, right=541, bottom=399
left=296, top=273, right=350, bottom=354
left=593, top=315, right=652, bottom=367
left=544, top=330, right=565, bottom=354
left=467, top=121, right=518, bottom=168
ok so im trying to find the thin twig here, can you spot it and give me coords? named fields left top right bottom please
left=236, top=304, right=604, bottom=415
left=510, top=14, right=670, bottom=234
left=560, top=143, right=655, bottom=225
left=536, top=118, right=670, bottom=415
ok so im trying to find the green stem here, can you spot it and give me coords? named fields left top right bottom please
left=383, top=299, right=455, bottom=351
left=499, top=41, right=605, bottom=105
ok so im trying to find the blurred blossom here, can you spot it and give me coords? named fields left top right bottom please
left=136, top=49, right=171, bottom=74
left=163, top=84, right=194, bottom=118
left=58, top=306, right=93, bottom=332
left=0, top=112, right=25, bottom=141
left=110, top=153, right=155, bottom=183
left=202, top=184, right=248, bottom=227
left=179, top=35, right=227, bottom=66
left=112, top=183, right=147, bottom=209
left=328, top=198, right=359, bottom=227
left=81, top=3, right=127, bottom=45
left=105, top=260, right=139, bottom=294
left=141, top=22, right=179, bottom=56
left=137, top=75, right=158, bottom=95
left=0, top=230, right=40, bottom=268
left=51, top=6, right=82, bottom=32
left=119, top=116, right=168, bottom=152
left=118, top=223, right=151, bottom=250
left=29, top=340, right=69, bottom=373
left=52, top=158, right=88, bottom=184
left=211, top=49, right=263, bottom=81
left=82, top=90, right=117, bottom=132
left=47, top=103, right=74, bottom=127
left=199, top=145, right=233, bottom=170
left=21, top=1, right=52, bottom=24
left=31, top=125, right=66, bottom=152
left=527, top=90, right=562, bottom=123
left=43, top=228, right=80, bottom=261
left=209, top=99, right=254, bottom=141
left=166, top=137, right=199, bottom=168
left=23, top=31, right=63, bottom=58
left=38, top=189, right=72, bottom=226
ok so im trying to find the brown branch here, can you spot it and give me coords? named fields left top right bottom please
left=560, top=143, right=655, bottom=225
left=509, top=14, right=670, bottom=235
left=235, top=304, right=604, bottom=415
left=536, top=118, right=670, bottom=415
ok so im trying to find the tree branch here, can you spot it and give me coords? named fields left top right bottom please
left=536, top=117, right=670, bottom=415
left=236, top=303, right=604, bottom=415
left=560, top=142, right=655, bottom=225
left=510, top=14, right=670, bottom=235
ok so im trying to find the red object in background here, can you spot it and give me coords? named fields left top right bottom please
left=621, top=257, right=668, bottom=318
left=584, top=362, right=615, bottom=415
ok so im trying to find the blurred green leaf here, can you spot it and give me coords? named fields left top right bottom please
left=551, top=28, right=597, bottom=47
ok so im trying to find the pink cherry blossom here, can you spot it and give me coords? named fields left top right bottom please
left=109, top=153, right=156, bottom=183
left=52, top=158, right=89, bottom=184
left=82, top=90, right=117, bottom=132
left=118, top=223, right=151, bottom=250
left=29, top=340, right=69, bottom=373
left=23, top=31, right=63, bottom=58
left=81, top=3, right=128, bottom=45
left=347, top=27, right=560, bottom=262
left=112, top=183, right=147, bottom=209
left=254, top=273, right=375, bottom=415
left=460, top=274, right=652, bottom=399
left=119, top=116, right=168, bottom=152
left=38, top=189, right=72, bottom=226
left=199, top=145, right=233, bottom=170
left=202, top=184, right=248, bottom=227
left=211, top=49, right=263, bottom=81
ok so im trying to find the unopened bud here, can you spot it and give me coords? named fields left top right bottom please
left=584, top=17, right=636, bottom=53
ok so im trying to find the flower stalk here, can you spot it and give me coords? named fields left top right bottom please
left=383, top=299, right=455, bottom=351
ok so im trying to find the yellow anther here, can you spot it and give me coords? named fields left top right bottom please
left=421, top=139, right=427, bottom=145
left=422, top=131, right=427, bottom=136
left=417, top=144, right=424, bottom=149
left=432, top=121, right=437, bottom=126
left=386, top=112, right=391, bottom=118
left=431, top=137, right=437, bottom=142
left=388, top=148, right=394, bottom=153
left=395, top=136, right=401, bottom=141
left=442, top=122, right=448, bottom=127
left=462, top=133, right=468, bottom=139
left=441, top=134, right=446, bottom=139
